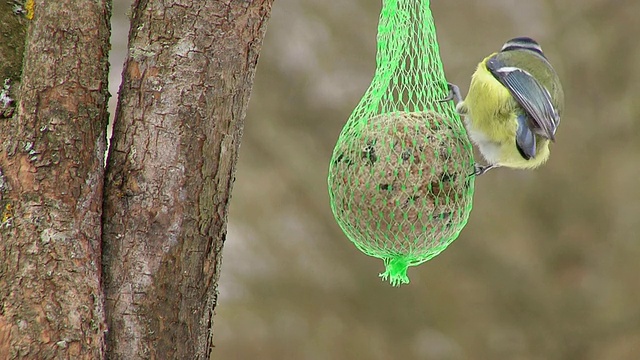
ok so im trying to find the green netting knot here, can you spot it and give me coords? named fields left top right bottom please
left=379, top=256, right=411, bottom=286
left=327, top=0, right=475, bottom=286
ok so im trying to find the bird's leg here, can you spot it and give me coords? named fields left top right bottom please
left=440, top=82, right=462, bottom=105
left=473, top=163, right=500, bottom=176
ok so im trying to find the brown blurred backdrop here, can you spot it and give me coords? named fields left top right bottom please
left=111, top=1, right=640, bottom=359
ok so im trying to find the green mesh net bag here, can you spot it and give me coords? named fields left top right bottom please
left=327, top=0, right=475, bottom=286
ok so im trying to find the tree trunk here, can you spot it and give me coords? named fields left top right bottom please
left=0, top=0, right=111, bottom=359
left=102, top=1, right=274, bottom=359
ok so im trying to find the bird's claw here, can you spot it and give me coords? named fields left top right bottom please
left=471, top=163, right=498, bottom=177
left=439, top=82, right=462, bottom=104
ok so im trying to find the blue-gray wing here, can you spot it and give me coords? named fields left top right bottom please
left=486, top=57, right=560, bottom=141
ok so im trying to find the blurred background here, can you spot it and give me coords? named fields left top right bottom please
left=111, top=1, right=640, bottom=359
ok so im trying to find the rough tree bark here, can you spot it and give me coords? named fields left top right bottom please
left=102, top=1, right=274, bottom=359
left=0, top=1, right=111, bottom=359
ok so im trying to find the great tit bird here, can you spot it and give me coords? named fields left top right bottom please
left=445, top=37, right=564, bottom=176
